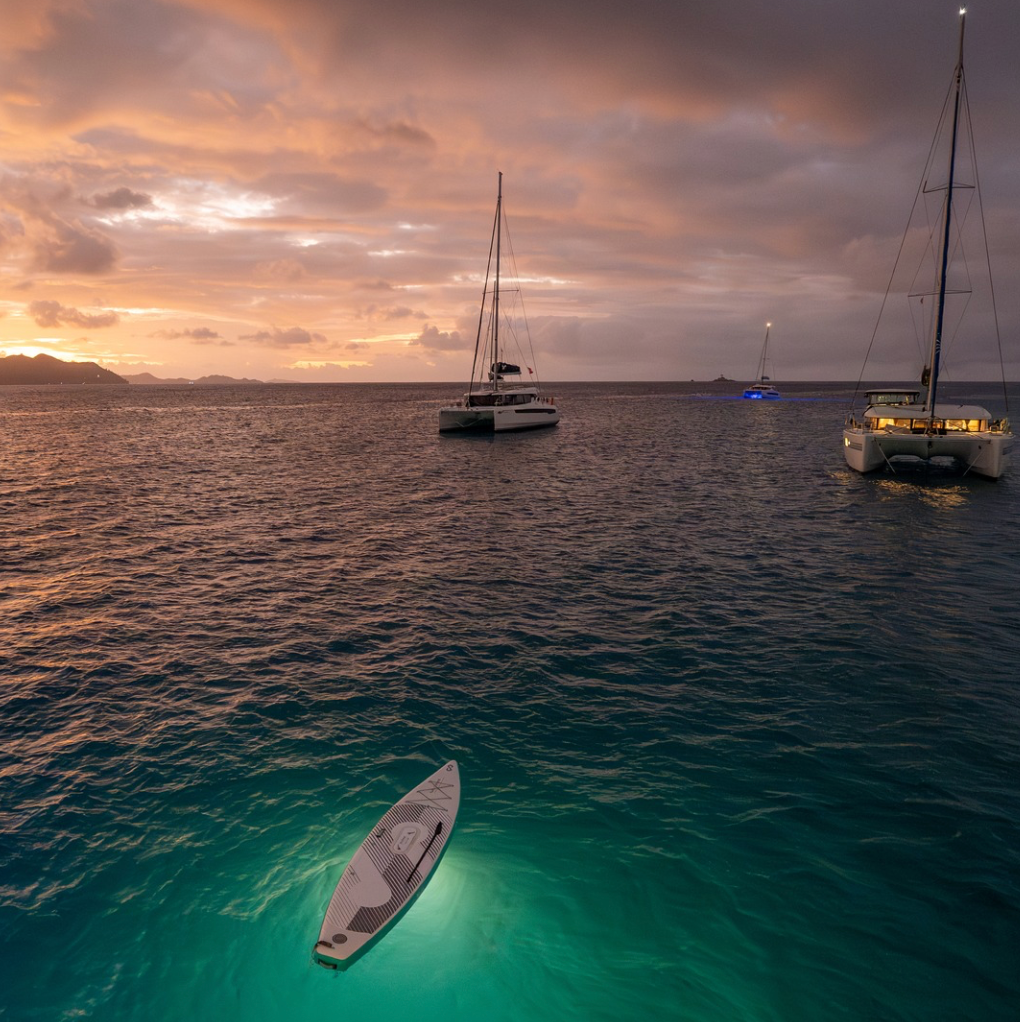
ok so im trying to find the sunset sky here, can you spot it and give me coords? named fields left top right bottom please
left=1, top=0, right=1017, bottom=383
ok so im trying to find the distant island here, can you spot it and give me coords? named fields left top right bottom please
left=122, top=372, right=266, bottom=385
left=0, top=354, right=273, bottom=387
left=0, top=353, right=128, bottom=385
left=712, top=374, right=734, bottom=382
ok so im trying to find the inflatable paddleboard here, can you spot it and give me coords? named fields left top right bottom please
left=313, top=760, right=460, bottom=969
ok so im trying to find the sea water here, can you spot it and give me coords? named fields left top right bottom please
left=1, top=381, right=1018, bottom=1021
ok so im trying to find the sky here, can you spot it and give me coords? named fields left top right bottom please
left=1, top=0, right=1018, bottom=384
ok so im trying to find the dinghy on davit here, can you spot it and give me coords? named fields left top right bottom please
left=313, top=761, right=460, bottom=970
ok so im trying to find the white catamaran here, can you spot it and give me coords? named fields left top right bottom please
left=743, top=322, right=780, bottom=400
left=843, top=8, right=1012, bottom=480
left=439, top=174, right=560, bottom=433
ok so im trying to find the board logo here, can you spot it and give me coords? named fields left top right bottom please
left=415, top=778, right=455, bottom=803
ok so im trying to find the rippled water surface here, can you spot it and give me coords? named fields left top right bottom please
left=2, top=381, right=1018, bottom=1021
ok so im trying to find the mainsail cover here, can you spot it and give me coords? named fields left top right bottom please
left=490, top=361, right=521, bottom=378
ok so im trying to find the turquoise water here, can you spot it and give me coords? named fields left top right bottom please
left=2, top=381, right=1018, bottom=1021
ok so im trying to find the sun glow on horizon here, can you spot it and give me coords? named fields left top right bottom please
left=288, top=359, right=372, bottom=369
left=345, top=333, right=422, bottom=345
left=0, top=342, right=95, bottom=361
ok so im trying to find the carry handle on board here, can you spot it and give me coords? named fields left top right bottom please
left=407, top=823, right=442, bottom=884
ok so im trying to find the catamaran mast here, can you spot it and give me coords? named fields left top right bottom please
left=493, top=171, right=502, bottom=393
left=927, top=7, right=966, bottom=419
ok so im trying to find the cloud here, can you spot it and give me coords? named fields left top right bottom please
left=0, top=0, right=224, bottom=131
left=251, top=173, right=388, bottom=216
left=253, top=258, right=308, bottom=282
left=87, top=187, right=153, bottom=210
left=238, top=326, right=328, bottom=348
left=0, top=0, right=1016, bottom=382
left=381, top=306, right=419, bottom=320
left=188, top=328, right=231, bottom=345
left=410, top=323, right=466, bottom=352
left=32, top=217, right=118, bottom=273
left=29, top=299, right=119, bottom=329
left=362, top=304, right=427, bottom=321
left=171, top=0, right=974, bottom=142
left=152, top=327, right=230, bottom=344
left=0, top=179, right=120, bottom=274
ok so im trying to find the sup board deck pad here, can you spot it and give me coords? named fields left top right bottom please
left=313, top=760, right=460, bottom=970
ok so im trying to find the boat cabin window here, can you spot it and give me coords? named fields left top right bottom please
left=944, top=418, right=985, bottom=432
left=872, top=415, right=987, bottom=433
left=867, top=391, right=920, bottom=405
left=467, top=392, right=533, bottom=408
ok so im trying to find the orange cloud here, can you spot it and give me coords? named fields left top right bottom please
left=29, top=299, right=119, bottom=328
left=239, top=326, right=328, bottom=348
left=0, top=0, right=1014, bottom=382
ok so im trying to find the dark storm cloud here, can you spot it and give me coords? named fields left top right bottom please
left=190, top=0, right=1018, bottom=139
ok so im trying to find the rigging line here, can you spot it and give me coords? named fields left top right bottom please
left=848, top=73, right=958, bottom=416
left=470, top=192, right=501, bottom=391
left=516, top=285, right=542, bottom=391
left=502, top=222, right=542, bottom=390
left=495, top=198, right=543, bottom=389
left=964, top=83, right=1009, bottom=414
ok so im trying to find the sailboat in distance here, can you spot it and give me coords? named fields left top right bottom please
left=743, top=322, right=780, bottom=399
left=843, top=8, right=1013, bottom=479
left=438, top=174, right=560, bottom=433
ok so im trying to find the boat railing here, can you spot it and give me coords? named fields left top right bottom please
left=452, top=394, right=556, bottom=408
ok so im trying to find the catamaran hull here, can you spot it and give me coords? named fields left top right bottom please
left=439, top=405, right=559, bottom=433
left=843, top=428, right=1012, bottom=480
